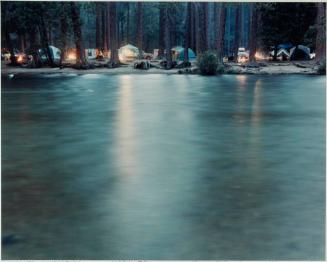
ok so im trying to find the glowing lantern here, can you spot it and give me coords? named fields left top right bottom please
left=255, top=52, right=265, bottom=60
left=17, top=55, right=23, bottom=63
left=238, top=56, right=248, bottom=63
left=67, top=52, right=76, bottom=60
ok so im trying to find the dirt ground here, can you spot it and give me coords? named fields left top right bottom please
left=0, top=60, right=320, bottom=77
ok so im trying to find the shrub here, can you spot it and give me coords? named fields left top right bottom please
left=317, top=60, right=326, bottom=75
left=198, top=51, right=219, bottom=75
left=216, top=63, right=226, bottom=74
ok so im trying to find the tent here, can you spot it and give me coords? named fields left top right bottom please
left=171, top=46, right=196, bottom=61
left=85, top=49, right=97, bottom=59
left=277, top=48, right=290, bottom=61
left=237, top=47, right=249, bottom=63
left=278, top=43, right=293, bottom=50
left=38, top=45, right=61, bottom=64
left=118, top=44, right=139, bottom=62
left=290, top=45, right=310, bottom=60
left=270, top=48, right=291, bottom=61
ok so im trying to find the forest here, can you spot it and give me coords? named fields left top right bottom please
left=1, top=2, right=326, bottom=73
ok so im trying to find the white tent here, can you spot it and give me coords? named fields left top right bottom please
left=118, top=44, right=140, bottom=62
left=269, top=48, right=291, bottom=60
left=277, top=48, right=290, bottom=57
left=38, top=45, right=61, bottom=63
left=237, top=47, right=249, bottom=63
left=85, top=49, right=97, bottom=59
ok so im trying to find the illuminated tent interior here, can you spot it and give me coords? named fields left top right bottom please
left=118, top=44, right=140, bottom=62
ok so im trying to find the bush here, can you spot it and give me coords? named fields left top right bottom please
left=317, top=60, right=326, bottom=75
left=216, top=63, right=226, bottom=74
left=198, top=51, right=219, bottom=75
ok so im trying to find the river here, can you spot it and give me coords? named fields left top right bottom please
left=1, top=74, right=325, bottom=259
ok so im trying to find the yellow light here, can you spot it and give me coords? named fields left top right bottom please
left=67, top=52, right=76, bottom=60
left=118, top=53, right=124, bottom=62
left=17, top=55, right=23, bottom=63
left=238, top=56, right=247, bottom=63
left=255, top=52, right=265, bottom=60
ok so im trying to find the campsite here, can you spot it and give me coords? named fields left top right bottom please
left=1, top=2, right=326, bottom=261
left=1, top=2, right=325, bottom=75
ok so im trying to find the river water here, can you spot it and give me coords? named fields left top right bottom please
left=1, top=74, right=325, bottom=259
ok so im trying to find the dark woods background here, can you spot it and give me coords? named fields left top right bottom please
left=1, top=2, right=325, bottom=66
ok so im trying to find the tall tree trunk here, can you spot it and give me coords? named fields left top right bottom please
left=203, top=2, right=209, bottom=50
left=136, top=2, right=143, bottom=58
left=107, top=3, right=111, bottom=50
left=171, top=14, right=177, bottom=47
left=19, top=32, right=25, bottom=52
left=5, top=27, right=18, bottom=65
left=190, top=3, right=196, bottom=52
left=194, top=3, right=201, bottom=56
left=239, top=3, right=243, bottom=48
left=104, top=5, right=110, bottom=51
left=315, top=3, right=326, bottom=63
left=109, top=2, right=119, bottom=65
left=39, top=15, right=54, bottom=66
left=158, top=3, right=165, bottom=58
left=216, top=3, right=227, bottom=62
left=126, top=3, right=130, bottom=43
left=120, top=18, right=124, bottom=46
left=196, top=3, right=207, bottom=55
left=165, top=4, right=172, bottom=69
left=29, top=27, right=41, bottom=67
left=95, top=3, right=101, bottom=50
left=60, top=4, right=68, bottom=64
left=23, top=33, right=27, bottom=51
left=213, top=3, right=220, bottom=51
left=48, top=24, right=52, bottom=45
left=249, top=3, right=258, bottom=62
left=70, top=2, right=87, bottom=66
left=233, top=4, right=241, bottom=62
left=102, top=7, right=108, bottom=52
left=184, top=2, right=192, bottom=63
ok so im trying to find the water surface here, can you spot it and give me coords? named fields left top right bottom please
left=2, top=74, right=325, bottom=259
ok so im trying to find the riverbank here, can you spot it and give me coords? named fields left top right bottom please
left=0, top=60, right=321, bottom=77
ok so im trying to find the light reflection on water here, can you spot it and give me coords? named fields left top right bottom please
left=1, top=74, right=326, bottom=260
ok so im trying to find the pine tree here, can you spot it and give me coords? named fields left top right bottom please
left=184, top=2, right=192, bottom=63
left=216, top=3, right=227, bottom=62
left=249, top=3, right=258, bottom=62
left=70, top=2, right=87, bottom=66
left=315, top=3, right=326, bottom=62
left=108, top=2, right=119, bottom=66
left=136, top=2, right=143, bottom=58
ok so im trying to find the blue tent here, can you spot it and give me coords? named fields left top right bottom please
left=277, top=43, right=293, bottom=50
left=172, top=46, right=196, bottom=61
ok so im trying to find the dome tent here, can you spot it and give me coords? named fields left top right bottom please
left=270, top=48, right=290, bottom=61
left=277, top=43, right=293, bottom=50
left=290, top=45, right=310, bottom=60
left=38, top=45, right=61, bottom=64
left=118, top=44, right=140, bottom=62
left=277, top=48, right=290, bottom=61
left=171, top=46, right=196, bottom=61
